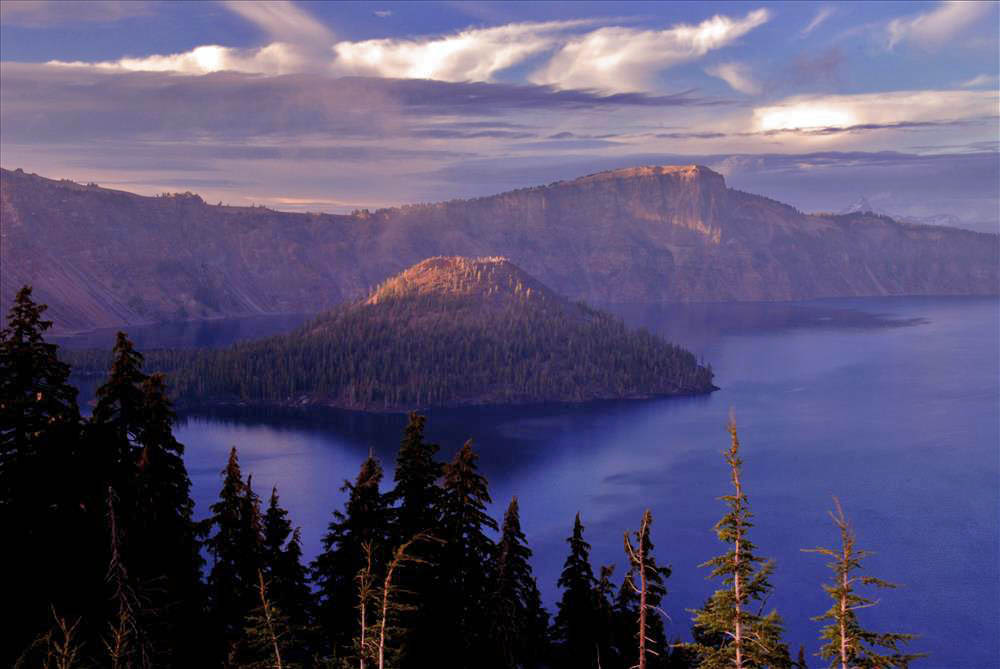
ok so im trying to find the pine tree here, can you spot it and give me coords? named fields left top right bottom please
left=690, top=421, right=790, bottom=669
left=312, top=453, right=390, bottom=661
left=385, top=413, right=444, bottom=666
left=438, top=440, right=498, bottom=665
left=261, top=487, right=314, bottom=659
left=802, top=498, right=924, bottom=668
left=622, top=509, right=671, bottom=669
left=552, top=513, right=603, bottom=669
left=238, top=570, right=297, bottom=669
left=0, top=286, right=84, bottom=663
left=487, top=497, right=550, bottom=668
left=207, top=448, right=266, bottom=660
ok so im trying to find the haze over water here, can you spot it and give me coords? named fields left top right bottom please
left=63, top=296, right=1000, bottom=667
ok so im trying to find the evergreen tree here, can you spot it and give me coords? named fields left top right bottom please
left=690, top=422, right=790, bottom=669
left=236, top=570, right=298, bottom=669
left=802, top=498, right=924, bottom=668
left=438, top=440, right=498, bottom=666
left=622, top=510, right=671, bottom=669
left=312, top=453, right=390, bottom=662
left=487, top=497, right=550, bottom=669
left=385, top=413, right=444, bottom=666
left=552, top=513, right=603, bottom=669
left=206, top=448, right=265, bottom=660
left=261, top=487, right=314, bottom=660
left=0, top=286, right=83, bottom=663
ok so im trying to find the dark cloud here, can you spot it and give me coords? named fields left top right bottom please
left=789, top=47, right=845, bottom=86
left=0, top=65, right=728, bottom=146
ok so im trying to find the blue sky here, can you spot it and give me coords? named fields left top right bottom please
left=1, top=1, right=997, bottom=228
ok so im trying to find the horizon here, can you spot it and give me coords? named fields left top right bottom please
left=1, top=0, right=998, bottom=230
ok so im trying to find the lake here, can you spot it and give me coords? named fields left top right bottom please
left=61, top=296, right=999, bottom=667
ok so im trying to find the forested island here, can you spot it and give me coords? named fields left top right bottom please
left=63, top=257, right=716, bottom=411
left=2, top=286, right=923, bottom=668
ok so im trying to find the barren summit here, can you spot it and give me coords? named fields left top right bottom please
left=2, top=165, right=996, bottom=332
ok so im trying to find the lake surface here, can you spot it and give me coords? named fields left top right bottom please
left=62, top=297, right=999, bottom=667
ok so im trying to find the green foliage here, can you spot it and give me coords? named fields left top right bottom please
left=803, top=499, right=924, bottom=668
left=689, top=422, right=790, bottom=669
left=63, top=290, right=714, bottom=411
left=621, top=509, right=672, bottom=669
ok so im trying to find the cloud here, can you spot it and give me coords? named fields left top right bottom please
left=0, top=0, right=152, bottom=26
left=959, top=74, right=999, bottom=88
left=705, top=62, right=761, bottom=95
left=373, top=10, right=392, bottom=18
left=800, top=7, right=835, bottom=37
left=49, top=43, right=311, bottom=75
left=752, top=90, right=998, bottom=133
left=530, top=8, right=770, bottom=92
left=220, top=0, right=334, bottom=45
left=331, top=19, right=594, bottom=82
left=887, top=1, right=992, bottom=50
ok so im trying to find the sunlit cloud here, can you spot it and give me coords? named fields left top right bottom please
left=705, top=61, right=761, bottom=95
left=800, top=7, right=835, bottom=37
left=752, top=90, right=998, bottom=133
left=48, top=43, right=309, bottom=75
left=331, top=20, right=595, bottom=82
left=887, top=1, right=991, bottom=50
left=530, top=9, right=770, bottom=93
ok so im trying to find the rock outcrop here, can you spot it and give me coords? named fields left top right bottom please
left=2, top=165, right=996, bottom=332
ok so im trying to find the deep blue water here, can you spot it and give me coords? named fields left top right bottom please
left=63, top=297, right=1000, bottom=667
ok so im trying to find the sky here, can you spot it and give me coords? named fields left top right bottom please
left=1, top=0, right=998, bottom=229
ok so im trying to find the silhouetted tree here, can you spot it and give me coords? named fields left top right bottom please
left=622, top=509, right=671, bottom=669
left=438, top=440, right=498, bottom=665
left=312, top=453, right=390, bottom=662
left=552, top=513, right=603, bottom=668
left=487, top=497, right=550, bottom=668
left=1, top=286, right=83, bottom=663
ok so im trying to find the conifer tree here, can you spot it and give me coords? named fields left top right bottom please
left=261, top=487, right=314, bottom=659
left=237, top=570, right=296, bottom=669
left=802, top=498, right=923, bottom=669
left=690, top=421, right=790, bottom=669
left=385, top=413, right=444, bottom=666
left=552, top=513, right=603, bottom=669
left=207, top=448, right=266, bottom=659
left=622, top=509, right=671, bottom=669
left=0, top=286, right=83, bottom=663
left=487, top=497, right=550, bottom=669
left=312, top=453, right=390, bottom=661
left=438, top=440, right=498, bottom=665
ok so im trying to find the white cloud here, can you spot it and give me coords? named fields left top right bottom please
left=529, top=9, right=770, bottom=93
left=220, top=0, right=333, bottom=45
left=800, top=7, right=835, bottom=37
left=48, top=43, right=309, bottom=75
left=887, top=1, right=991, bottom=50
left=331, top=20, right=594, bottom=82
left=752, top=90, right=998, bottom=133
left=705, top=61, right=760, bottom=95
left=374, top=10, right=392, bottom=18
left=959, top=74, right=999, bottom=88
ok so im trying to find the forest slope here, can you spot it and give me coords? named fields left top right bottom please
left=3, top=165, right=996, bottom=332
left=64, top=257, right=716, bottom=412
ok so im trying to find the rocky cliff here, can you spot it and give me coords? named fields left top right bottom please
left=2, top=165, right=996, bottom=332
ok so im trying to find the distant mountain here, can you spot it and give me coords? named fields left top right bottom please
left=837, top=196, right=990, bottom=233
left=3, top=165, right=997, bottom=332
left=64, top=256, right=716, bottom=411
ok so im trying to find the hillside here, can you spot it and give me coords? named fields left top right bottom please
left=3, top=165, right=997, bottom=332
left=64, top=257, right=716, bottom=411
